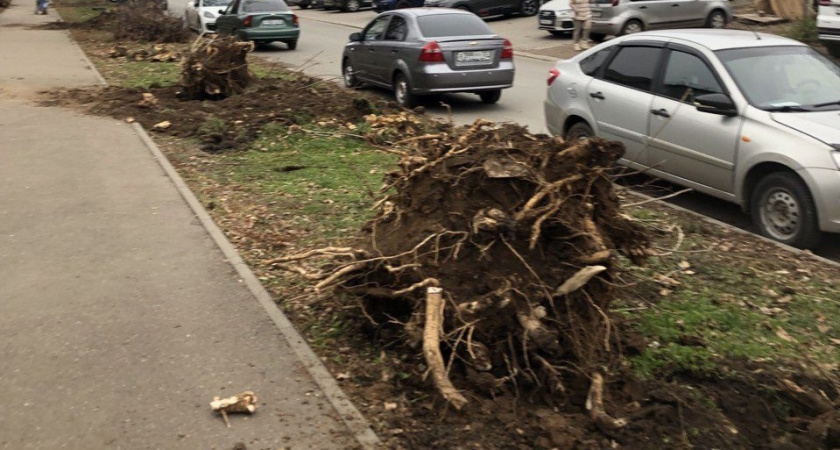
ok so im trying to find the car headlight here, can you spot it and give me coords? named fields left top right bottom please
left=203, top=11, right=215, bottom=18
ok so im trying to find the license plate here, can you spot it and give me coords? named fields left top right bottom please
left=591, top=10, right=602, bottom=17
left=540, top=19, right=554, bottom=25
left=262, top=19, right=285, bottom=25
left=455, top=50, right=492, bottom=66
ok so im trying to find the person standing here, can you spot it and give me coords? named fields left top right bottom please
left=570, top=0, right=592, bottom=51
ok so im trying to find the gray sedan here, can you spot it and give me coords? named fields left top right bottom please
left=545, top=30, right=840, bottom=249
left=341, top=8, right=515, bottom=107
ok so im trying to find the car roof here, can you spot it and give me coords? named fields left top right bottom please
left=383, top=7, right=476, bottom=17
left=619, top=29, right=805, bottom=51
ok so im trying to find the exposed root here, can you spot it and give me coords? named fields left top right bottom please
left=423, top=287, right=469, bottom=410
left=586, top=373, right=628, bottom=432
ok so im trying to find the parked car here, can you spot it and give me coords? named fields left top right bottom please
left=372, top=0, right=423, bottom=11
left=587, top=0, right=731, bottom=42
left=537, top=0, right=573, bottom=36
left=286, top=0, right=322, bottom=8
left=545, top=29, right=840, bottom=249
left=216, top=0, right=300, bottom=49
left=818, top=0, right=840, bottom=57
left=424, top=0, right=539, bottom=18
left=342, top=8, right=515, bottom=107
left=323, top=0, right=371, bottom=11
left=184, top=0, right=231, bottom=33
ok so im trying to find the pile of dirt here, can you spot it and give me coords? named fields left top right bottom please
left=43, top=76, right=396, bottom=152
left=42, top=0, right=188, bottom=42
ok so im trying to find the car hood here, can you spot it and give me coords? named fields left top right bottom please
left=772, top=110, right=840, bottom=146
left=539, top=0, right=571, bottom=10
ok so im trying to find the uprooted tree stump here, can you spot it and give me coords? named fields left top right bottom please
left=111, top=0, right=190, bottom=43
left=179, top=36, right=253, bottom=100
left=274, top=116, right=651, bottom=424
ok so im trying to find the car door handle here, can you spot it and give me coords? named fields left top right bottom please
left=651, top=108, right=671, bottom=118
left=671, top=3, right=679, bottom=6
left=639, top=5, right=646, bottom=8
left=590, top=91, right=605, bottom=100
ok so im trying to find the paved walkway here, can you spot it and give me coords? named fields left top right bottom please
left=0, top=2, right=376, bottom=449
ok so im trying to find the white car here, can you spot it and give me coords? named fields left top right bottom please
left=537, top=0, right=574, bottom=36
left=545, top=30, right=840, bottom=249
left=184, top=0, right=231, bottom=33
left=817, top=0, right=840, bottom=57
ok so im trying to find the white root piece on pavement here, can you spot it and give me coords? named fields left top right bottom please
left=423, top=286, right=469, bottom=410
left=586, top=373, right=627, bottom=432
left=554, top=265, right=607, bottom=297
left=210, top=391, right=258, bottom=427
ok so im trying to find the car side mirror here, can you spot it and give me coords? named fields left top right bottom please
left=349, top=32, right=362, bottom=42
left=218, top=8, right=226, bottom=13
left=695, top=93, right=737, bottom=117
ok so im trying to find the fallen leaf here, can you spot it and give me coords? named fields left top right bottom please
left=659, top=288, right=672, bottom=296
left=775, top=327, right=796, bottom=343
left=678, top=260, right=691, bottom=270
left=336, top=372, right=350, bottom=381
left=818, top=324, right=830, bottom=334
left=125, top=117, right=135, bottom=123
left=384, top=402, right=398, bottom=411
left=153, top=120, right=171, bottom=130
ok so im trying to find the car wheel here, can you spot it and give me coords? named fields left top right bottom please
left=590, top=33, right=606, bottom=42
left=825, top=41, right=840, bottom=58
left=393, top=73, right=417, bottom=108
left=286, top=40, right=298, bottom=50
left=394, top=0, right=410, bottom=8
left=750, top=172, right=822, bottom=249
left=706, top=9, right=726, bottom=28
left=344, top=0, right=361, bottom=11
left=479, top=90, right=502, bottom=104
left=564, top=121, right=594, bottom=142
left=619, top=19, right=643, bottom=35
left=519, top=0, right=538, bottom=16
left=343, top=59, right=359, bottom=88
left=548, top=30, right=568, bottom=37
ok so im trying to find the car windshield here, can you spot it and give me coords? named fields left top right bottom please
left=241, top=0, right=289, bottom=12
left=416, top=14, right=494, bottom=38
left=717, top=45, right=840, bottom=111
left=204, top=0, right=229, bottom=6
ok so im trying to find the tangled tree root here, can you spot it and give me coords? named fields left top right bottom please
left=277, top=116, right=652, bottom=427
left=179, top=36, right=253, bottom=100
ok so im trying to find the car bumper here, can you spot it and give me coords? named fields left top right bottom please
left=409, top=63, right=515, bottom=94
left=818, top=26, right=840, bottom=41
left=803, top=167, right=840, bottom=233
left=240, top=28, right=300, bottom=40
left=543, top=97, right=568, bottom=137
left=538, top=18, right=574, bottom=32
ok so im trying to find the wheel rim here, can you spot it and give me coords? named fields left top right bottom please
left=568, top=129, right=591, bottom=142
left=710, top=12, right=725, bottom=28
left=343, top=63, right=355, bottom=86
left=395, top=78, right=408, bottom=105
left=521, top=0, right=537, bottom=14
left=760, top=188, right=801, bottom=241
left=624, top=21, right=642, bottom=34
left=347, top=0, right=359, bottom=10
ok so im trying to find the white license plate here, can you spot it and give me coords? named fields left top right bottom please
left=455, top=50, right=492, bottom=66
left=540, top=19, right=554, bottom=25
left=262, top=19, right=285, bottom=25
left=591, top=10, right=602, bottom=17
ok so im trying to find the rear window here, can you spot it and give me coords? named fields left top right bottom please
left=242, top=0, right=289, bottom=12
left=417, top=14, right=494, bottom=38
left=579, top=47, right=614, bottom=76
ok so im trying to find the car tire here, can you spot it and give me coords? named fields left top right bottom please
left=479, top=90, right=502, bottom=104
left=619, top=19, right=643, bottom=35
left=286, top=40, right=298, bottom=50
left=564, top=121, right=594, bottom=142
left=825, top=41, right=840, bottom=58
left=343, top=59, right=360, bottom=88
left=548, top=30, right=568, bottom=37
left=394, top=0, right=410, bottom=8
left=705, top=9, right=726, bottom=29
left=393, top=73, right=417, bottom=108
left=299, top=2, right=310, bottom=8
left=750, top=172, right=822, bottom=249
left=519, top=0, right=538, bottom=16
left=590, top=33, right=606, bottom=42
left=343, top=0, right=361, bottom=11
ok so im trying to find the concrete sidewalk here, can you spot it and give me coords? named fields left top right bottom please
left=0, top=2, right=376, bottom=449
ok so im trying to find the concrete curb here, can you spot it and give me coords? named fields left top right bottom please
left=60, top=15, right=381, bottom=448
left=624, top=189, right=840, bottom=268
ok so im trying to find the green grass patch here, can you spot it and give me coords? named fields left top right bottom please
left=111, top=60, right=181, bottom=89
left=212, top=124, right=396, bottom=242
left=785, top=16, right=819, bottom=43
left=54, top=4, right=106, bottom=22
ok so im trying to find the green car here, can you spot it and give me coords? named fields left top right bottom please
left=216, top=0, right=300, bottom=49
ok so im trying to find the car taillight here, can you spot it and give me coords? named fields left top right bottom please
left=243, top=15, right=252, bottom=27
left=501, top=39, right=513, bottom=59
left=292, top=14, right=299, bottom=26
left=611, top=0, right=618, bottom=5
left=547, top=67, right=560, bottom=86
left=419, top=41, right=445, bottom=62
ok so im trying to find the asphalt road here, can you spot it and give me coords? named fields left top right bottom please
left=165, top=3, right=840, bottom=261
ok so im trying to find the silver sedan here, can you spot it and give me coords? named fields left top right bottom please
left=341, top=8, right=515, bottom=107
left=545, top=30, right=840, bottom=249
